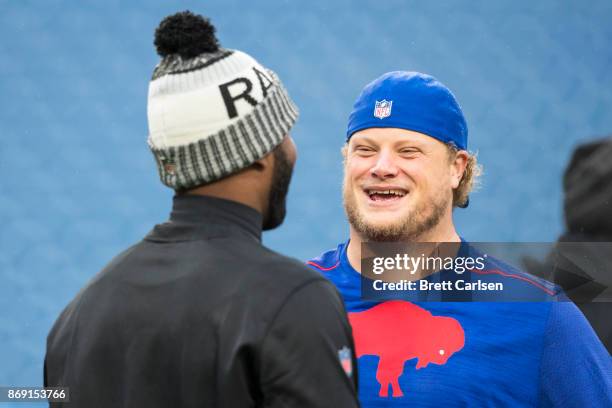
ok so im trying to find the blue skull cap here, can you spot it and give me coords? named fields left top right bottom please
left=346, top=71, right=468, bottom=150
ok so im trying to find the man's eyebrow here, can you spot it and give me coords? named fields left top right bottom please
left=351, top=137, right=378, bottom=145
left=393, top=137, right=428, bottom=148
left=395, top=141, right=423, bottom=148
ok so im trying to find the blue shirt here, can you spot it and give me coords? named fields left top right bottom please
left=308, top=241, right=612, bottom=407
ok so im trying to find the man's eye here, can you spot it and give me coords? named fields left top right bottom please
left=400, top=149, right=419, bottom=155
left=355, top=146, right=375, bottom=153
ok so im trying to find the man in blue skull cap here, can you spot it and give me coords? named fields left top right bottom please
left=308, top=71, right=611, bottom=407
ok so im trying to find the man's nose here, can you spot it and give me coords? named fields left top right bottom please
left=370, top=151, right=399, bottom=179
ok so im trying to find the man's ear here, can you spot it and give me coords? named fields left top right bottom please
left=251, top=150, right=275, bottom=172
left=341, top=144, right=349, bottom=166
left=450, top=150, right=469, bottom=189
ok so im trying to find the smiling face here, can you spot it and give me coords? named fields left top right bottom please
left=343, top=127, right=463, bottom=242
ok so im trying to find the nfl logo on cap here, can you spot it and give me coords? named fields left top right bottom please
left=374, top=99, right=392, bottom=119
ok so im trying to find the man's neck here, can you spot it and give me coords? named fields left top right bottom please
left=186, top=172, right=266, bottom=217
left=346, top=224, right=461, bottom=274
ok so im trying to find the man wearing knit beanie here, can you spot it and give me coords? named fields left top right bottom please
left=44, top=11, right=359, bottom=408
left=307, top=72, right=611, bottom=406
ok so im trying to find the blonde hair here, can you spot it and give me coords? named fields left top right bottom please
left=447, top=144, right=482, bottom=207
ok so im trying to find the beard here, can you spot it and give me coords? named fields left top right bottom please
left=343, top=179, right=449, bottom=242
left=262, top=146, right=294, bottom=231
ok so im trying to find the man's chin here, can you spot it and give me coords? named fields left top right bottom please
left=262, top=206, right=286, bottom=231
left=353, top=219, right=410, bottom=242
left=359, top=212, right=407, bottom=229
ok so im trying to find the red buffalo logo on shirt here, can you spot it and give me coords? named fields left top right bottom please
left=348, top=300, right=465, bottom=397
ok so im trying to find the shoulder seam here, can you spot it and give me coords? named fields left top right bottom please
left=471, top=268, right=556, bottom=296
left=306, top=260, right=340, bottom=271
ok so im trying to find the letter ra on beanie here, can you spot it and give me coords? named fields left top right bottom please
left=147, top=11, right=299, bottom=190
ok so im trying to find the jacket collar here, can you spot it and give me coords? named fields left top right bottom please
left=146, top=194, right=262, bottom=242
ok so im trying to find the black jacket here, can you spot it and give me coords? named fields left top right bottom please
left=45, top=195, right=359, bottom=407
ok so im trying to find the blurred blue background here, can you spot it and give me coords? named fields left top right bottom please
left=1, top=0, right=611, bottom=396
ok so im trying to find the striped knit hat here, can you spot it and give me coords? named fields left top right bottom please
left=147, top=11, right=299, bottom=190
